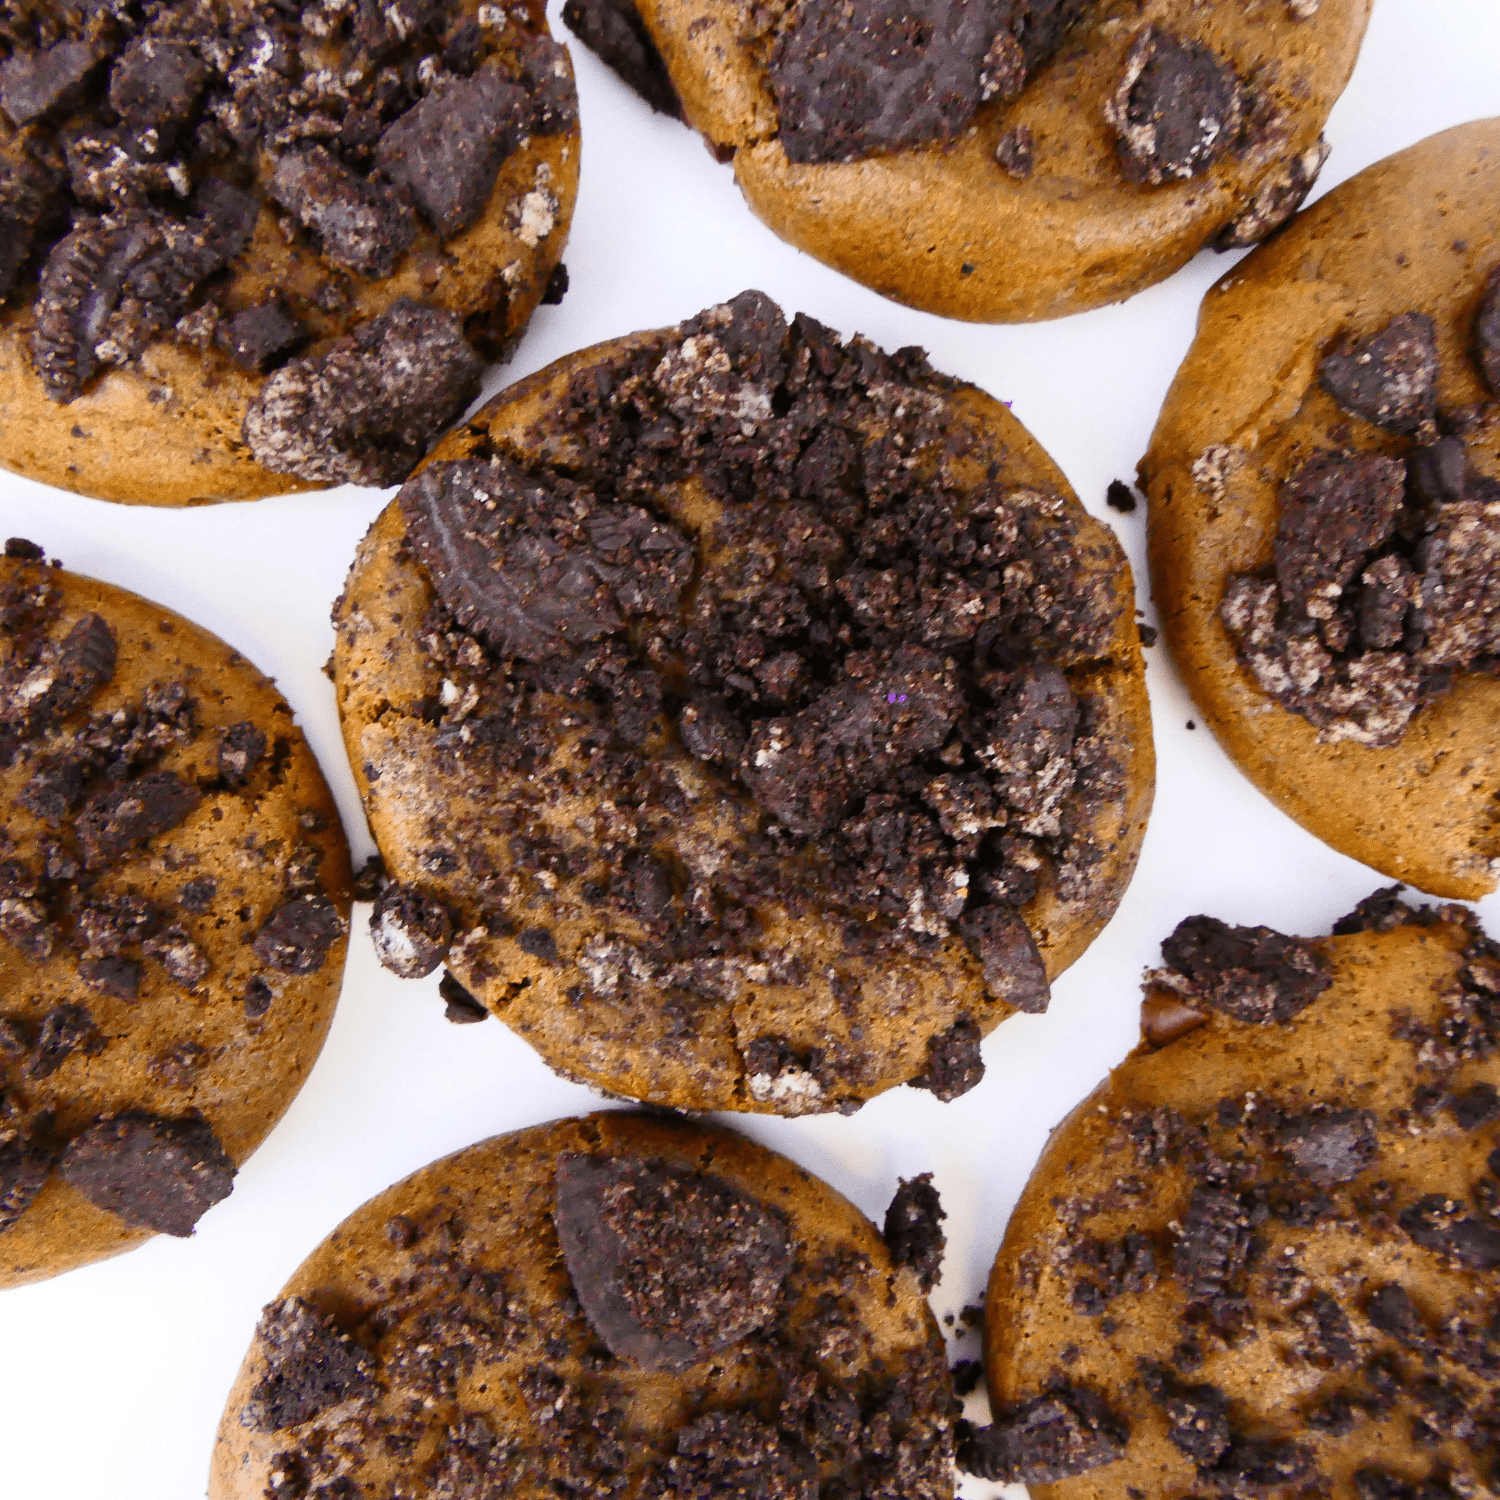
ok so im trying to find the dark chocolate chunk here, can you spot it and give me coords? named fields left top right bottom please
left=25, top=1003, right=98, bottom=1078
left=399, top=456, right=695, bottom=661
left=219, top=302, right=306, bottom=373
left=1106, top=480, right=1137, bottom=513
left=1274, top=451, right=1407, bottom=620
left=439, top=970, right=489, bottom=1023
left=541, top=261, right=569, bottom=305
left=0, top=1124, right=53, bottom=1232
left=908, top=1014, right=985, bottom=1102
left=958, top=1383, right=1129, bottom=1483
left=241, top=1296, right=375, bottom=1431
left=1476, top=266, right=1500, bottom=398
left=245, top=299, right=483, bottom=487
left=252, top=895, right=344, bottom=975
left=1199, top=1439, right=1315, bottom=1494
left=79, top=955, right=144, bottom=1000
left=369, top=883, right=452, bottom=978
left=377, top=65, right=527, bottom=238
left=1107, top=27, right=1242, bottom=186
left=1449, top=1082, right=1500, bottom=1130
left=218, top=721, right=267, bottom=785
left=553, top=1152, right=793, bottom=1371
left=995, top=123, right=1035, bottom=180
left=268, top=146, right=416, bottom=279
left=1276, top=1109, right=1378, bottom=1185
left=0, top=40, right=99, bottom=127
left=562, top=0, right=682, bottom=118
left=1172, top=1186, right=1252, bottom=1297
left=60, top=1112, right=235, bottom=1236
left=1158, top=916, right=1332, bottom=1025
left=958, top=907, right=1050, bottom=1012
left=1399, top=1194, right=1500, bottom=1268
left=883, top=1172, right=946, bottom=1291
left=1319, top=314, right=1440, bottom=434
left=74, top=770, right=201, bottom=866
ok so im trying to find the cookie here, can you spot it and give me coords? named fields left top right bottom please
left=209, top=1109, right=955, bottom=1498
left=563, top=0, right=1368, bottom=322
left=0, top=541, right=351, bottom=1286
left=969, top=891, right=1500, bottom=1499
left=0, top=0, right=577, bottom=507
left=1142, top=120, right=1500, bottom=899
left=333, top=290, right=1153, bottom=1114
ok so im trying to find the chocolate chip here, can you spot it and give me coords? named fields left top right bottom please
left=0, top=1124, right=53, bottom=1231
left=1158, top=916, right=1332, bottom=1025
left=1106, top=480, right=1137, bottom=513
left=958, top=907, right=1050, bottom=1012
left=268, top=146, right=415, bottom=279
left=561, top=0, right=683, bottom=119
left=1276, top=1109, right=1378, bottom=1185
left=883, top=1173, right=946, bottom=1292
left=1319, top=314, right=1440, bottom=434
left=369, top=883, right=452, bottom=979
left=995, top=124, right=1035, bottom=180
left=241, top=1296, right=375, bottom=1431
left=439, top=970, right=489, bottom=1023
left=218, top=302, right=306, bottom=373
left=0, top=40, right=100, bottom=128
left=245, top=299, right=483, bottom=487
left=252, top=894, right=344, bottom=975
left=908, top=1014, right=985, bottom=1102
left=399, top=456, right=695, bottom=660
left=377, top=65, right=527, bottom=238
left=74, top=770, right=201, bottom=866
left=1141, top=990, right=1208, bottom=1048
left=553, top=1151, right=793, bottom=1371
left=1107, top=27, right=1242, bottom=186
left=60, top=1112, right=235, bottom=1236
left=1476, top=266, right=1500, bottom=397
left=958, top=1383, right=1129, bottom=1483
left=79, top=955, right=144, bottom=1000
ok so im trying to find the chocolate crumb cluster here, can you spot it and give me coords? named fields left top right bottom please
left=0, top=546, right=345, bottom=1243
left=0, top=0, right=575, bottom=484
left=361, top=290, right=1135, bottom=1109
left=237, top=1145, right=954, bottom=1498
left=1222, top=289, right=1500, bottom=746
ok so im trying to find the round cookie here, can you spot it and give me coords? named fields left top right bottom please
left=333, top=290, right=1154, bottom=1114
left=1143, top=120, right=1500, bottom=899
left=564, top=0, right=1368, bottom=322
left=969, top=890, right=1500, bottom=1500
left=0, top=0, right=577, bottom=506
left=0, top=541, right=351, bottom=1286
left=209, top=1109, right=955, bottom=1499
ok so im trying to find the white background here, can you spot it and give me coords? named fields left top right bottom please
left=1, top=3, right=1498, bottom=1493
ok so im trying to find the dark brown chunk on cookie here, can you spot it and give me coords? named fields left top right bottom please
left=0, top=1126, right=53, bottom=1231
left=909, top=1015, right=986, bottom=1100
left=554, top=1153, right=793, bottom=1371
left=252, top=895, right=344, bottom=976
left=369, top=884, right=452, bottom=979
left=59, top=1112, right=235, bottom=1236
left=883, top=1173, right=946, bottom=1291
left=1108, top=27, right=1242, bottom=186
left=218, top=303, right=306, bottom=374
left=1318, top=314, right=1440, bottom=434
left=267, top=147, right=415, bottom=280
left=74, top=770, right=201, bottom=866
left=958, top=906, right=1050, bottom=1014
left=1157, top=915, right=1332, bottom=1023
left=959, top=1383, right=1129, bottom=1483
left=0, top=39, right=100, bottom=127
left=241, top=1296, right=375, bottom=1432
left=1276, top=1109, right=1378, bottom=1184
left=1476, top=267, right=1500, bottom=398
left=561, top=0, right=682, bottom=119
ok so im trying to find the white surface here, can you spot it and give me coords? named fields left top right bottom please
left=2, top=4, right=1498, bottom=1494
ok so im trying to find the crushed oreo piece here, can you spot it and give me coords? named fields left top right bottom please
left=241, top=1296, right=375, bottom=1431
left=0, top=1124, right=53, bottom=1231
left=108, top=37, right=208, bottom=132
left=883, top=1173, right=946, bottom=1291
left=369, top=884, right=452, bottom=979
left=1448, top=1082, right=1500, bottom=1130
left=958, top=907, right=1050, bottom=1011
left=25, top=1003, right=99, bottom=1078
left=252, top=894, right=344, bottom=975
left=958, top=1382, right=1129, bottom=1483
left=0, top=39, right=100, bottom=127
left=245, top=299, right=483, bottom=486
left=1106, top=27, right=1242, bottom=186
left=1398, top=1194, right=1500, bottom=1268
left=218, top=721, right=267, bottom=786
left=74, top=770, right=201, bottom=866
left=909, top=1015, right=985, bottom=1102
left=4, top=611, right=117, bottom=733
left=243, top=976, right=274, bottom=1020
left=439, top=970, right=489, bottom=1023
left=1318, top=314, right=1440, bottom=434
left=350, top=853, right=387, bottom=903
left=1172, top=1185, right=1252, bottom=1297
left=1141, top=1367, right=1231, bottom=1464
left=1476, top=266, right=1500, bottom=397
left=541, top=261, right=569, bottom=305
left=219, top=302, right=306, bottom=373
left=268, top=147, right=415, bottom=280
left=561, top=0, right=682, bottom=119
left=995, top=123, right=1035, bottom=180
left=3, top=538, right=45, bottom=561
left=656, top=1409, right=816, bottom=1500
left=79, top=954, right=144, bottom=1000
left=1157, top=916, right=1332, bottom=1025
left=1199, top=1439, right=1315, bottom=1494
left=1365, top=1283, right=1430, bottom=1347
left=1214, top=139, right=1329, bottom=251
left=59, top=1112, right=235, bottom=1236
left=553, top=1152, right=793, bottom=1371
left=1276, top=1109, right=1378, bottom=1185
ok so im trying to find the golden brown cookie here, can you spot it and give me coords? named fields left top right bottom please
left=0, top=541, right=351, bottom=1286
left=1143, top=120, right=1500, bottom=900
left=0, top=0, right=577, bottom=506
left=209, top=1109, right=955, bottom=1499
left=564, top=0, right=1368, bottom=322
left=333, top=291, right=1153, bottom=1114
left=971, top=890, right=1500, bottom=1500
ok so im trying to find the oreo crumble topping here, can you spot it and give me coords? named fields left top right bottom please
left=1221, top=299, right=1500, bottom=747
left=0, top=0, right=575, bottom=484
left=375, top=291, right=1136, bottom=1108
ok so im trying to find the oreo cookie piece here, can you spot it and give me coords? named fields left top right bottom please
left=0, top=0, right=577, bottom=506
left=0, top=547, right=350, bottom=1286
left=564, top=0, right=1368, bottom=320
left=334, top=293, right=1153, bottom=1114
left=210, top=1112, right=955, bottom=1500
left=978, top=897, right=1500, bottom=1500
left=1145, top=121, right=1500, bottom=898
